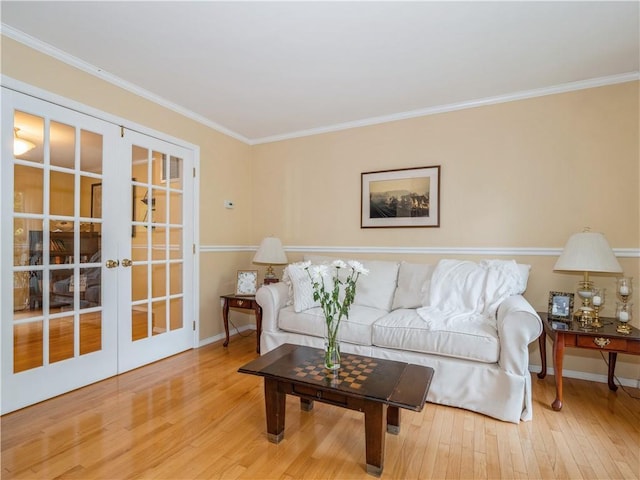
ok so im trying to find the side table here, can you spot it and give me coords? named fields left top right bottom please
left=537, top=311, right=640, bottom=411
left=221, top=294, right=262, bottom=354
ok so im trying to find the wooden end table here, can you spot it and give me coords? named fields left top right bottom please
left=238, top=343, right=433, bottom=477
left=537, top=312, right=640, bottom=411
left=221, top=294, right=262, bottom=353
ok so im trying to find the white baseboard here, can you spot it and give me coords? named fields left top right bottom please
left=528, top=363, right=640, bottom=389
left=199, top=324, right=256, bottom=348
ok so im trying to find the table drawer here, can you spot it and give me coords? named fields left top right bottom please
left=229, top=298, right=253, bottom=309
left=577, top=336, right=627, bottom=351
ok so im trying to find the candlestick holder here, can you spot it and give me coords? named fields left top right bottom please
left=591, top=287, right=605, bottom=328
left=616, top=302, right=633, bottom=334
left=616, top=277, right=633, bottom=334
left=574, top=280, right=595, bottom=328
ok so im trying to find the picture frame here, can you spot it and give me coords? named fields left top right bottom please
left=361, top=165, right=440, bottom=228
left=548, top=291, right=574, bottom=321
left=91, top=183, right=102, bottom=218
left=236, top=270, right=258, bottom=296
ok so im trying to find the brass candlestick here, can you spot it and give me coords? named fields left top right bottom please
left=592, top=288, right=605, bottom=329
left=616, top=278, right=633, bottom=334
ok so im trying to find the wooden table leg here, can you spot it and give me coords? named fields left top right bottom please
left=363, top=401, right=386, bottom=477
left=552, top=332, right=565, bottom=411
left=255, top=304, right=262, bottom=354
left=222, top=298, right=230, bottom=347
left=264, top=378, right=286, bottom=443
left=608, top=352, right=618, bottom=391
left=300, top=398, right=314, bottom=411
left=537, top=328, right=547, bottom=379
left=386, top=406, right=400, bottom=434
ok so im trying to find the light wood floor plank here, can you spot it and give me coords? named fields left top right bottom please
left=2, top=333, right=639, bottom=479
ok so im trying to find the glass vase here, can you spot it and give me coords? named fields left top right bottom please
left=324, top=320, right=341, bottom=371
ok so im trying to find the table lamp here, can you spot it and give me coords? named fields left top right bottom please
left=553, top=229, right=622, bottom=327
left=253, top=237, right=288, bottom=284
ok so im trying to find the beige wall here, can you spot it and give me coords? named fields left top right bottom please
left=3, top=35, right=639, bottom=382
left=251, top=82, right=640, bottom=381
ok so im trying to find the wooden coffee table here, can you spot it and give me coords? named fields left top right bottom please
left=238, top=343, right=434, bottom=476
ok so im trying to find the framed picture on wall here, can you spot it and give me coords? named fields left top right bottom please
left=361, top=165, right=440, bottom=228
left=91, top=183, right=102, bottom=218
left=236, top=270, right=258, bottom=296
left=548, top=291, right=574, bottom=321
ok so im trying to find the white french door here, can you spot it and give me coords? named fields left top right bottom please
left=117, top=131, right=195, bottom=372
left=1, top=88, right=196, bottom=414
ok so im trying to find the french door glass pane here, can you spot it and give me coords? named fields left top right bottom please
left=13, top=321, right=43, bottom=373
left=13, top=111, right=44, bottom=164
left=49, top=316, right=74, bottom=364
left=14, top=165, right=43, bottom=214
left=170, top=298, right=183, bottom=331
left=80, top=130, right=103, bottom=174
left=80, top=312, right=102, bottom=355
left=50, top=121, right=75, bottom=169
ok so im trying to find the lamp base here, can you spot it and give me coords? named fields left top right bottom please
left=574, top=307, right=595, bottom=330
left=263, top=277, right=279, bottom=285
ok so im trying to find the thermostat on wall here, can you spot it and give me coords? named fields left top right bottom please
left=224, top=200, right=234, bottom=209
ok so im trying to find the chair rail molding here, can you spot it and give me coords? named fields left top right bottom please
left=200, top=245, right=640, bottom=258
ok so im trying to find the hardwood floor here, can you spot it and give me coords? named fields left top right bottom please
left=2, top=334, right=639, bottom=479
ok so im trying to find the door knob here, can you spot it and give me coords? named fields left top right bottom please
left=106, top=259, right=119, bottom=269
left=121, top=258, right=133, bottom=267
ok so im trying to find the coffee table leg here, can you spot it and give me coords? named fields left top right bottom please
left=264, top=378, right=286, bottom=443
left=363, top=401, right=386, bottom=477
left=386, top=406, right=400, bottom=434
left=300, top=398, right=314, bottom=411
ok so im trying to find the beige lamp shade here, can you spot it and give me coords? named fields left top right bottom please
left=553, top=231, right=622, bottom=274
left=253, top=237, right=288, bottom=265
left=253, top=237, right=288, bottom=280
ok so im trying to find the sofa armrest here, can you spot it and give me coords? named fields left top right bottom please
left=256, top=282, right=290, bottom=333
left=496, top=295, right=542, bottom=376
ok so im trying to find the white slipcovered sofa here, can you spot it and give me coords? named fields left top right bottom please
left=256, top=255, right=542, bottom=423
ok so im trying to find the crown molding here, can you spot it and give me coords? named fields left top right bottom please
left=200, top=245, right=640, bottom=257
left=1, top=24, right=251, bottom=145
left=3, top=24, right=638, bottom=147
left=251, top=72, right=640, bottom=145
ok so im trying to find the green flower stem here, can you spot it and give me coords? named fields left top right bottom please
left=306, top=262, right=366, bottom=371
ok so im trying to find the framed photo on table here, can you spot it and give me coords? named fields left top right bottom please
left=361, top=165, right=440, bottom=228
left=236, top=270, right=258, bottom=296
left=548, top=291, right=574, bottom=321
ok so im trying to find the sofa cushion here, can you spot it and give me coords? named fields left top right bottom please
left=392, top=261, right=434, bottom=309
left=353, top=260, right=399, bottom=311
left=305, top=255, right=399, bottom=312
left=372, top=308, right=500, bottom=363
left=278, top=304, right=385, bottom=346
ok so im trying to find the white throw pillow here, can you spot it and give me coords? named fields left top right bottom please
left=392, top=261, right=435, bottom=310
left=284, top=262, right=319, bottom=313
left=516, top=264, right=531, bottom=293
left=353, top=260, right=400, bottom=312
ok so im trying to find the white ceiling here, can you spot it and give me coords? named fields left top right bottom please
left=2, top=1, right=639, bottom=145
